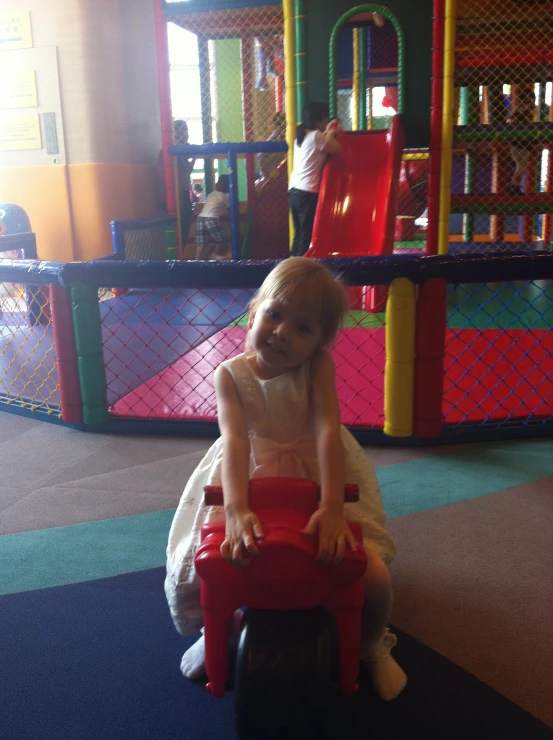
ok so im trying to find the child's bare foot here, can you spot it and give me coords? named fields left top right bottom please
left=362, top=629, right=407, bottom=701
left=180, top=634, right=206, bottom=680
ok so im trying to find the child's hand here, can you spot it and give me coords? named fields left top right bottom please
left=221, top=505, right=265, bottom=568
left=325, top=118, right=343, bottom=136
left=302, top=506, right=357, bottom=566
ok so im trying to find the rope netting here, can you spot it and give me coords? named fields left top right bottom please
left=167, top=5, right=288, bottom=259
left=444, top=279, right=553, bottom=425
left=452, top=0, right=553, bottom=252
left=120, top=224, right=175, bottom=262
left=100, top=284, right=386, bottom=428
left=0, top=278, right=59, bottom=413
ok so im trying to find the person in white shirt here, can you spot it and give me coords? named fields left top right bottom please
left=288, top=102, right=341, bottom=256
left=195, top=175, right=230, bottom=260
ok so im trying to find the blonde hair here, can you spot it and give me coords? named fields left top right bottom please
left=248, top=257, right=347, bottom=346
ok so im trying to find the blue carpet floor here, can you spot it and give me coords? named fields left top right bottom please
left=2, top=568, right=551, bottom=740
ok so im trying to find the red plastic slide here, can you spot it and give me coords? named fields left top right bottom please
left=308, top=115, right=404, bottom=258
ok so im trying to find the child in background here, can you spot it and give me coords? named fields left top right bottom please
left=507, top=86, right=536, bottom=195
left=165, top=258, right=407, bottom=702
left=190, top=183, right=204, bottom=204
left=195, top=175, right=230, bottom=260
left=288, top=102, right=341, bottom=256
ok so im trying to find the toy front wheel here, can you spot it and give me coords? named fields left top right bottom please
left=234, top=607, right=335, bottom=740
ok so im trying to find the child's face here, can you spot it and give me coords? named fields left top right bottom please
left=249, top=293, right=322, bottom=378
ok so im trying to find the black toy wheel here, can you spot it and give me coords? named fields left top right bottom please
left=234, top=607, right=335, bottom=740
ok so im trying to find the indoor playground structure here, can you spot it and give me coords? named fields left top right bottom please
left=1, top=0, right=553, bottom=446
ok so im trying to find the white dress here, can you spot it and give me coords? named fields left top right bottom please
left=165, top=351, right=396, bottom=636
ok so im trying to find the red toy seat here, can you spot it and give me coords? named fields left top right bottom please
left=194, top=477, right=368, bottom=698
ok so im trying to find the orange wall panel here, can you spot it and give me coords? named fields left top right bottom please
left=0, top=165, right=75, bottom=261
left=68, top=163, right=161, bottom=260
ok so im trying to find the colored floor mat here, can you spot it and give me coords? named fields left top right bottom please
left=110, top=326, right=386, bottom=426
left=100, top=288, right=254, bottom=403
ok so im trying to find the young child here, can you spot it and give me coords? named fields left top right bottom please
left=195, top=175, right=230, bottom=259
left=288, top=102, right=341, bottom=256
left=507, top=86, right=536, bottom=195
left=165, top=258, right=407, bottom=702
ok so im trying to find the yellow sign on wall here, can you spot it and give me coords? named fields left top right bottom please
left=1, top=69, right=37, bottom=109
left=0, top=112, right=41, bottom=151
left=0, top=10, right=33, bottom=51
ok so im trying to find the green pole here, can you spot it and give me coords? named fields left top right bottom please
left=294, top=0, right=306, bottom=120
left=459, top=87, right=469, bottom=126
left=330, top=5, right=405, bottom=119
left=198, top=35, right=213, bottom=195
left=538, top=82, right=547, bottom=122
left=358, top=27, right=367, bottom=130
left=71, top=283, right=109, bottom=425
left=463, top=152, right=475, bottom=243
left=537, top=83, right=546, bottom=191
left=461, top=87, right=478, bottom=243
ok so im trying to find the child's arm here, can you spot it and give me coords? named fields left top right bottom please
left=303, top=351, right=357, bottom=565
left=321, top=120, right=341, bottom=156
left=214, top=365, right=264, bottom=566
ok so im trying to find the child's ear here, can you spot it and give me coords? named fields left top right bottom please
left=248, top=310, right=255, bottom=329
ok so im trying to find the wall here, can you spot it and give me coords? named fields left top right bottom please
left=0, top=0, right=161, bottom=261
left=305, top=0, right=433, bottom=148
left=214, top=39, right=247, bottom=200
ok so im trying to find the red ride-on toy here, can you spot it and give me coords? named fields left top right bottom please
left=194, top=477, right=368, bottom=740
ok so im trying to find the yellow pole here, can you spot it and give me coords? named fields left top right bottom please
left=437, top=0, right=456, bottom=255
left=283, top=0, right=296, bottom=249
left=352, top=28, right=360, bottom=131
left=384, top=278, right=416, bottom=437
left=368, top=85, right=373, bottom=130
left=402, top=152, right=430, bottom=161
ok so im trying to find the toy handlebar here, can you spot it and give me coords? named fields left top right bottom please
left=204, top=482, right=359, bottom=507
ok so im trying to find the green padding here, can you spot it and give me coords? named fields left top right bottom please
left=71, top=284, right=109, bottom=424
left=343, top=310, right=385, bottom=328
left=447, top=282, right=553, bottom=329
left=455, top=125, right=553, bottom=143
left=394, top=246, right=426, bottom=256
left=233, top=288, right=552, bottom=331
left=232, top=310, right=385, bottom=329
left=4, top=439, right=553, bottom=594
